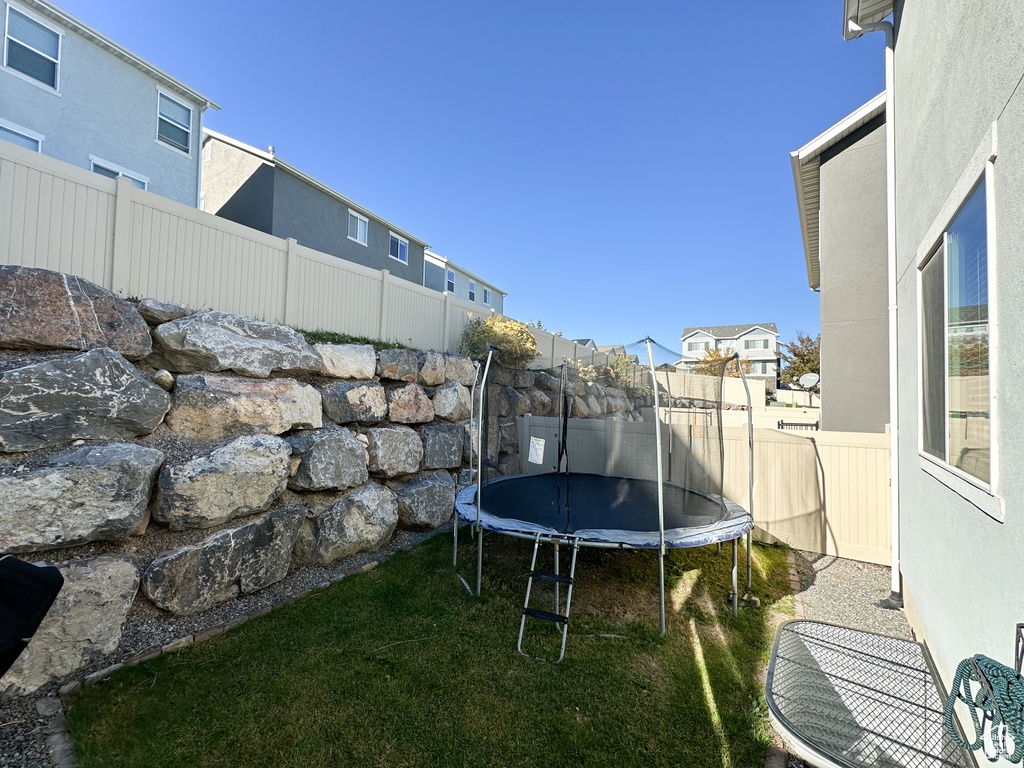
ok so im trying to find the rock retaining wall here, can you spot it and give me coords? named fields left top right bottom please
left=0, top=266, right=648, bottom=698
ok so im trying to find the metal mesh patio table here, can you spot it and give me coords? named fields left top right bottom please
left=766, top=620, right=975, bottom=768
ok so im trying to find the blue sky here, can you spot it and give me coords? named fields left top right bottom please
left=59, top=0, right=885, bottom=356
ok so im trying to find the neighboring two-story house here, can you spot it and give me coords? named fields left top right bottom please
left=201, top=129, right=429, bottom=287
left=791, top=93, right=889, bottom=433
left=1, top=0, right=218, bottom=206
left=679, top=323, right=781, bottom=387
left=423, top=250, right=505, bottom=314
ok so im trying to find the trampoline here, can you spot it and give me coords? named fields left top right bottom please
left=453, top=338, right=757, bottom=658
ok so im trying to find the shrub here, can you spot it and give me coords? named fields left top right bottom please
left=459, top=316, right=538, bottom=369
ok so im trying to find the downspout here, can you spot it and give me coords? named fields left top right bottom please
left=850, top=18, right=901, bottom=606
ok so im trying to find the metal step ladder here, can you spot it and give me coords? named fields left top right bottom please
left=517, top=534, right=580, bottom=663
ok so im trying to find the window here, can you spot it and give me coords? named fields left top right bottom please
left=920, top=180, right=990, bottom=484
left=389, top=233, right=408, bottom=264
left=484, top=288, right=491, bottom=305
left=687, top=341, right=709, bottom=352
left=4, top=6, right=60, bottom=89
left=157, top=92, right=192, bottom=153
left=745, top=338, right=769, bottom=349
left=446, top=269, right=455, bottom=292
left=468, top=281, right=476, bottom=302
left=347, top=211, right=368, bottom=245
left=0, top=117, right=42, bottom=151
left=89, top=155, right=147, bottom=189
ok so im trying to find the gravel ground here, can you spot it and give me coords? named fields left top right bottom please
left=0, top=525, right=448, bottom=768
left=779, top=551, right=913, bottom=768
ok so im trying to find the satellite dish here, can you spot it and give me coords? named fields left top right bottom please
left=798, top=373, right=820, bottom=389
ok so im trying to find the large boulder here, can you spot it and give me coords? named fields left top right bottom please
left=524, top=387, right=551, bottom=416
left=376, top=349, right=417, bottom=382
left=416, top=351, right=445, bottom=386
left=292, top=482, right=398, bottom=565
left=385, top=383, right=434, bottom=424
left=315, top=343, right=376, bottom=380
left=365, top=425, right=423, bottom=477
left=386, top=470, right=456, bottom=529
left=153, top=435, right=292, bottom=530
left=149, top=311, right=321, bottom=378
left=507, top=387, right=531, bottom=417
left=0, top=266, right=151, bottom=359
left=0, top=555, right=139, bottom=697
left=431, top=381, right=471, bottom=422
left=141, top=507, right=305, bottom=616
left=166, top=374, right=322, bottom=440
left=0, top=444, right=164, bottom=554
left=287, top=428, right=368, bottom=491
left=418, top=422, right=464, bottom=470
left=443, top=354, right=477, bottom=386
left=533, top=371, right=560, bottom=392
left=320, top=380, right=387, bottom=425
left=137, top=298, right=189, bottom=326
left=512, top=370, right=535, bottom=389
left=0, top=348, right=170, bottom=453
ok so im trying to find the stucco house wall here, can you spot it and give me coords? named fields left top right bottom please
left=887, top=0, right=1024, bottom=687
left=423, top=251, right=505, bottom=314
left=818, top=119, right=889, bottom=433
left=0, top=0, right=212, bottom=206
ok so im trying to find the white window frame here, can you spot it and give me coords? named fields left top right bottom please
left=3, top=3, right=61, bottom=93
left=914, top=127, right=1001, bottom=522
left=468, top=281, right=476, bottom=302
left=347, top=210, right=368, bottom=246
left=388, top=232, right=409, bottom=264
left=446, top=269, right=455, bottom=292
left=155, top=89, right=192, bottom=156
left=0, top=116, right=43, bottom=151
left=89, top=154, right=148, bottom=189
left=484, top=288, right=491, bottom=305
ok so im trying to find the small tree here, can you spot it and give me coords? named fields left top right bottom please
left=459, top=315, right=538, bottom=369
left=690, top=347, right=752, bottom=378
left=779, top=331, right=820, bottom=392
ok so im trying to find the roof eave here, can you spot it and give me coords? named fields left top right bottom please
left=843, top=0, right=895, bottom=40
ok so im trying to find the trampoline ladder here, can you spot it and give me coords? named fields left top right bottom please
left=517, top=534, right=579, bottom=663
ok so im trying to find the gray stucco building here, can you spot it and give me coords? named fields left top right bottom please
left=792, top=94, right=889, bottom=433
left=423, top=250, right=505, bottom=315
left=679, top=323, right=781, bottom=390
left=0, top=0, right=218, bottom=206
left=838, top=0, right=1023, bottom=699
left=201, top=130, right=428, bottom=286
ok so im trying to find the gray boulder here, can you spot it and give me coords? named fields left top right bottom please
left=507, top=388, right=531, bottom=417
left=166, top=374, right=322, bottom=440
left=0, top=555, right=139, bottom=697
left=141, top=507, right=305, bottom=616
left=419, top=422, right=465, bottom=470
left=431, top=381, right=471, bottom=422
left=385, top=382, right=434, bottom=424
left=443, top=354, right=477, bottom=386
left=366, top=425, right=423, bottom=477
left=0, top=348, right=170, bottom=453
left=376, top=348, right=418, bottom=382
left=137, top=298, right=190, bottom=326
left=0, top=266, right=151, bottom=359
left=153, top=435, right=292, bottom=530
left=533, top=371, right=561, bottom=392
left=292, top=482, right=398, bottom=565
left=416, top=351, right=446, bottom=386
left=524, top=387, right=551, bottom=416
left=0, top=444, right=164, bottom=554
left=315, top=343, right=377, bottom=379
left=287, top=428, right=368, bottom=491
left=321, top=380, right=387, bottom=425
left=512, top=370, right=535, bottom=389
left=149, top=311, right=321, bottom=378
left=386, top=470, right=456, bottom=529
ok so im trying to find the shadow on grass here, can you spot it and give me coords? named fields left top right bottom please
left=66, top=530, right=792, bottom=768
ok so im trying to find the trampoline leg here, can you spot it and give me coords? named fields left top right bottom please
left=453, top=514, right=459, bottom=567
left=746, top=535, right=752, bottom=597
left=731, top=539, right=738, bottom=617
left=476, top=526, right=483, bottom=596
left=553, top=542, right=560, bottom=612
left=658, top=550, right=666, bottom=637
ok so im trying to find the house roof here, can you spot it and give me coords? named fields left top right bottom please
left=680, top=323, right=778, bottom=341
left=573, top=338, right=596, bottom=347
left=423, top=251, right=506, bottom=295
left=20, top=0, right=219, bottom=111
left=790, top=93, right=886, bottom=290
left=842, top=0, right=894, bottom=40
left=203, top=129, right=430, bottom=249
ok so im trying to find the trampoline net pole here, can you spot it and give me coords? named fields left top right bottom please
left=476, top=349, right=494, bottom=596
left=645, top=339, right=667, bottom=637
left=736, top=357, right=755, bottom=596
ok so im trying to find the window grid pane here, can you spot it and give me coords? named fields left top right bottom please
left=8, top=9, right=58, bottom=58
left=6, top=39, right=56, bottom=86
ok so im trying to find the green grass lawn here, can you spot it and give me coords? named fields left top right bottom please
left=65, top=531, right=793, bottom=768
